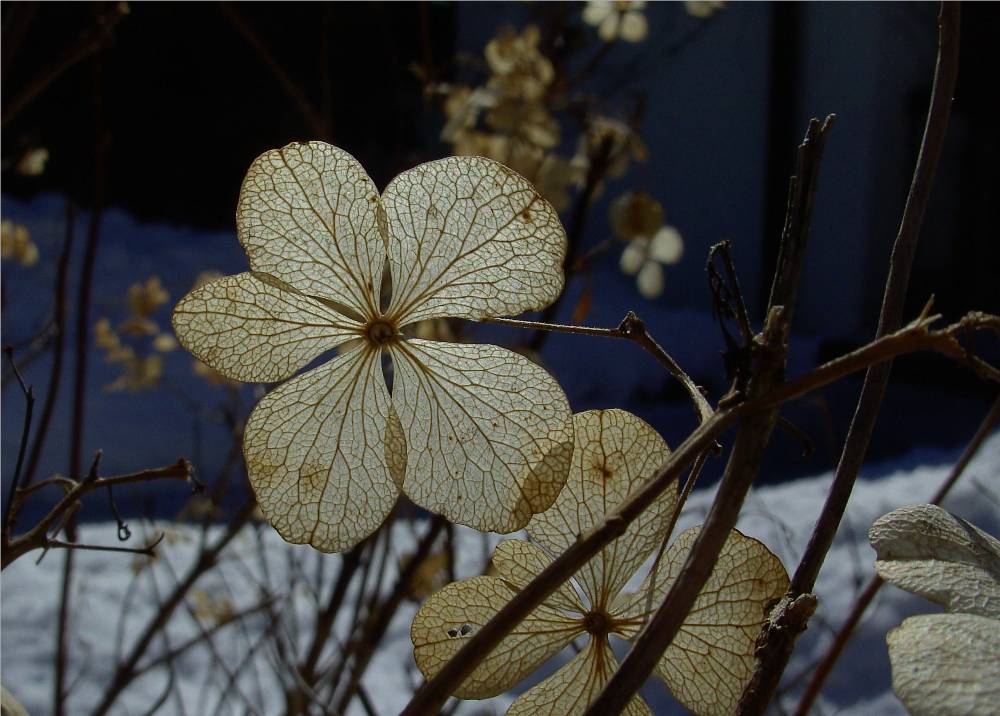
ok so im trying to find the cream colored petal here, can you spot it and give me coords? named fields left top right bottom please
left=599, top=14, right=621, bottom=42
left=636, top=261, right=664, bottom=299
left=582, top=1, right=613, bottom=27
left=243, top=347, right=398, bottom=552
left=382, top=155, right=567, bottom=325
left=508, top=639, right=652, bottom=716
left=492, top=539, right=584, bottom=613
left=888, top=613, right=1000, bottom=716
left=237, top=141, right=384, bottom=317
left=390, top=339, right=574, bottom=533
left=411, top=575, right=580, bottom=699
left=615, top=527, right=789, bottom=716
left=172, top=272, right=362, bottom=383
left=619, top=239, right=647, bottom=276
left=649, top=226, right=684, bottom=265
left=619, top=11, right=649, bottom=43
left=871, top=504, right=1000, bottom=618
left=528, top=410, right=674, bottom=610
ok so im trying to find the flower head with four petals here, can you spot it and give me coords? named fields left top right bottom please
left=173, top=142, right=575, bottom=552
left=411, top=409, right=789, bottom=715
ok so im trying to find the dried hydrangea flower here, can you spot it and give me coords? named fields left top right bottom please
left=173, top=142, right=574, bottom=552
left=619, top=226, right=684, bottom=299
left=484, top=25, right=554, bottom=102
left=411, top=409, right=788, bottom=715
left=870, top=504, right=1000, bottom=716
left=583, top=1, right=649, bottom=44
left=685, top=0, right=726, bottom=19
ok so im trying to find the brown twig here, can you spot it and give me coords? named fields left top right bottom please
left=490, top=312, right=714, bottom=426
left=2, top=347, right=34, bottom=540
left=792, top=391, right=1000, bottom=716
left=2, top=459, right=194, bottom=569
left=738, top=7, right=961, bottom=712
left=89, top=500, right=257, bottom=716
left=22, top=203, right=76, bottom=488
left=334, top=516, right=447, bottom=713
left=401, top=309, right=998, bottom=715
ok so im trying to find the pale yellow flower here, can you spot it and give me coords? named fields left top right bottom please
left=485, top=25, right=555, bottom=102
left=412, top=409, right=789, bottom=715
left=583, top=1, right=649, bottom=43
left=685, top=1, right=726, bottom=19
left=173, top=142, right=575, bottom=553
left=0, top=221, right=39, bottom=267
left=17, top=147, right=49, bottom=177
left=620, top=226, right=684, bottom=299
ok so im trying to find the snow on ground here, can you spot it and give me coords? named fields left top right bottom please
left=2, top=431, right=998, bottom=715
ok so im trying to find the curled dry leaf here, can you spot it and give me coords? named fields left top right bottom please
left=172, top=142, right=573, bottom=552
left=411, top=409, right=788, bottom=715
left=871, top=504, right=1000, bottom=715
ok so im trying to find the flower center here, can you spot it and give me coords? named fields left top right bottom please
left=582, top=609, right=613, bottom=637
left=365, top=318, right=398, bottom=346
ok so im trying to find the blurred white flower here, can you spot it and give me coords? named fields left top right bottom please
left=619, top=226, right=684, bottom=299
left=583, top=1, right=649, bottom=43
left=685, top=1, right=726, bottom=19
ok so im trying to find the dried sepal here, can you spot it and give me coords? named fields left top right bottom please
left=871, top=504, right=1000, bottom=618
left=507, top=640, right=652, bottom=716
left=382, top=155, right=567, bottom=325
left=887, top=613, right=1000, bottom=716
left=172, top=272, right=362, bottom=383
left=242, top=348, right=398, bottom=553
left=491, top=539, right=583, bottom=613
left=390, top=340, right=573, bottom=533
left=410, top=575, right=581, bottom=699
left=615, top=527, right=789, bottom=716
left=527, top=409, right=674, bottom=608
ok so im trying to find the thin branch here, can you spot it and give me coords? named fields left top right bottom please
left=490, top=311, right=714, bottom=426
left=401, top=309, right=998, bottom=715
left=585, top=115, right=834, bottom=714
left=22, top=202, right=76, bottom=487
left=792, top=391, right=1000, bottom=716
left=738, top=7, right=961, bottom=711
left=37, top=533, right=164, bottom=558
left=89, top=500, right=257, bottom=716
left=3, top=459, right=194, bottom=569
left=2, top=346, right=34, bottom=540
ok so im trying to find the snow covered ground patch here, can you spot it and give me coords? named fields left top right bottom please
left=3, top=432, right=998, bottom=715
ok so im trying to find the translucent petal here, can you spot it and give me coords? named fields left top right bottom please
left=528, top=410, right=674, bottom=610
left=236, top=141, right=384, bottom=318
left=242, top=347, right=398, bottom=552
left=389, top=339, right=574, bottom=533
left=871, top=504, right=1000, bottom=618
left=172, top=272, right=362, bottom=383
left=381, top=155, right=567, bottom=325
left=410, top=575, right=581, bottom=699
left=887, top=613, right=1000, bottom=716
left=619, top=12, right=649, bottom=43
left=649, top=226, right=684, bottom=265
left=619, top=239, right=647, bottom=276
left=508, top=639, right=652, bottom=716
left=614, top=527, right=789, bottom=716
left=583, top=1, right=613, bottom=27
left=598, top=14, right=620, bottom=42
left=636, top=261, right=664, bottom=299
left=492, top=540, right=584, bottom=613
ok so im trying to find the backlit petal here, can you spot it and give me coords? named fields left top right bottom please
left=508, top=639, right=652, bottom=716
left=492, top=540, right=584, bottom=613
left=237, top=141, right=384, bottom=318
left=242, top=347, right=398, bottom=552
left=614, top=527, right=789, bottom=716
left=172, top=272, right=361, bottom=382
left=382, top=155, right=566, bottom=325
left=528, top=409, right=674, bottom=609
left=410, top=575, right=580, bottom=699
left=390, top=339, right=573, bottom=533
